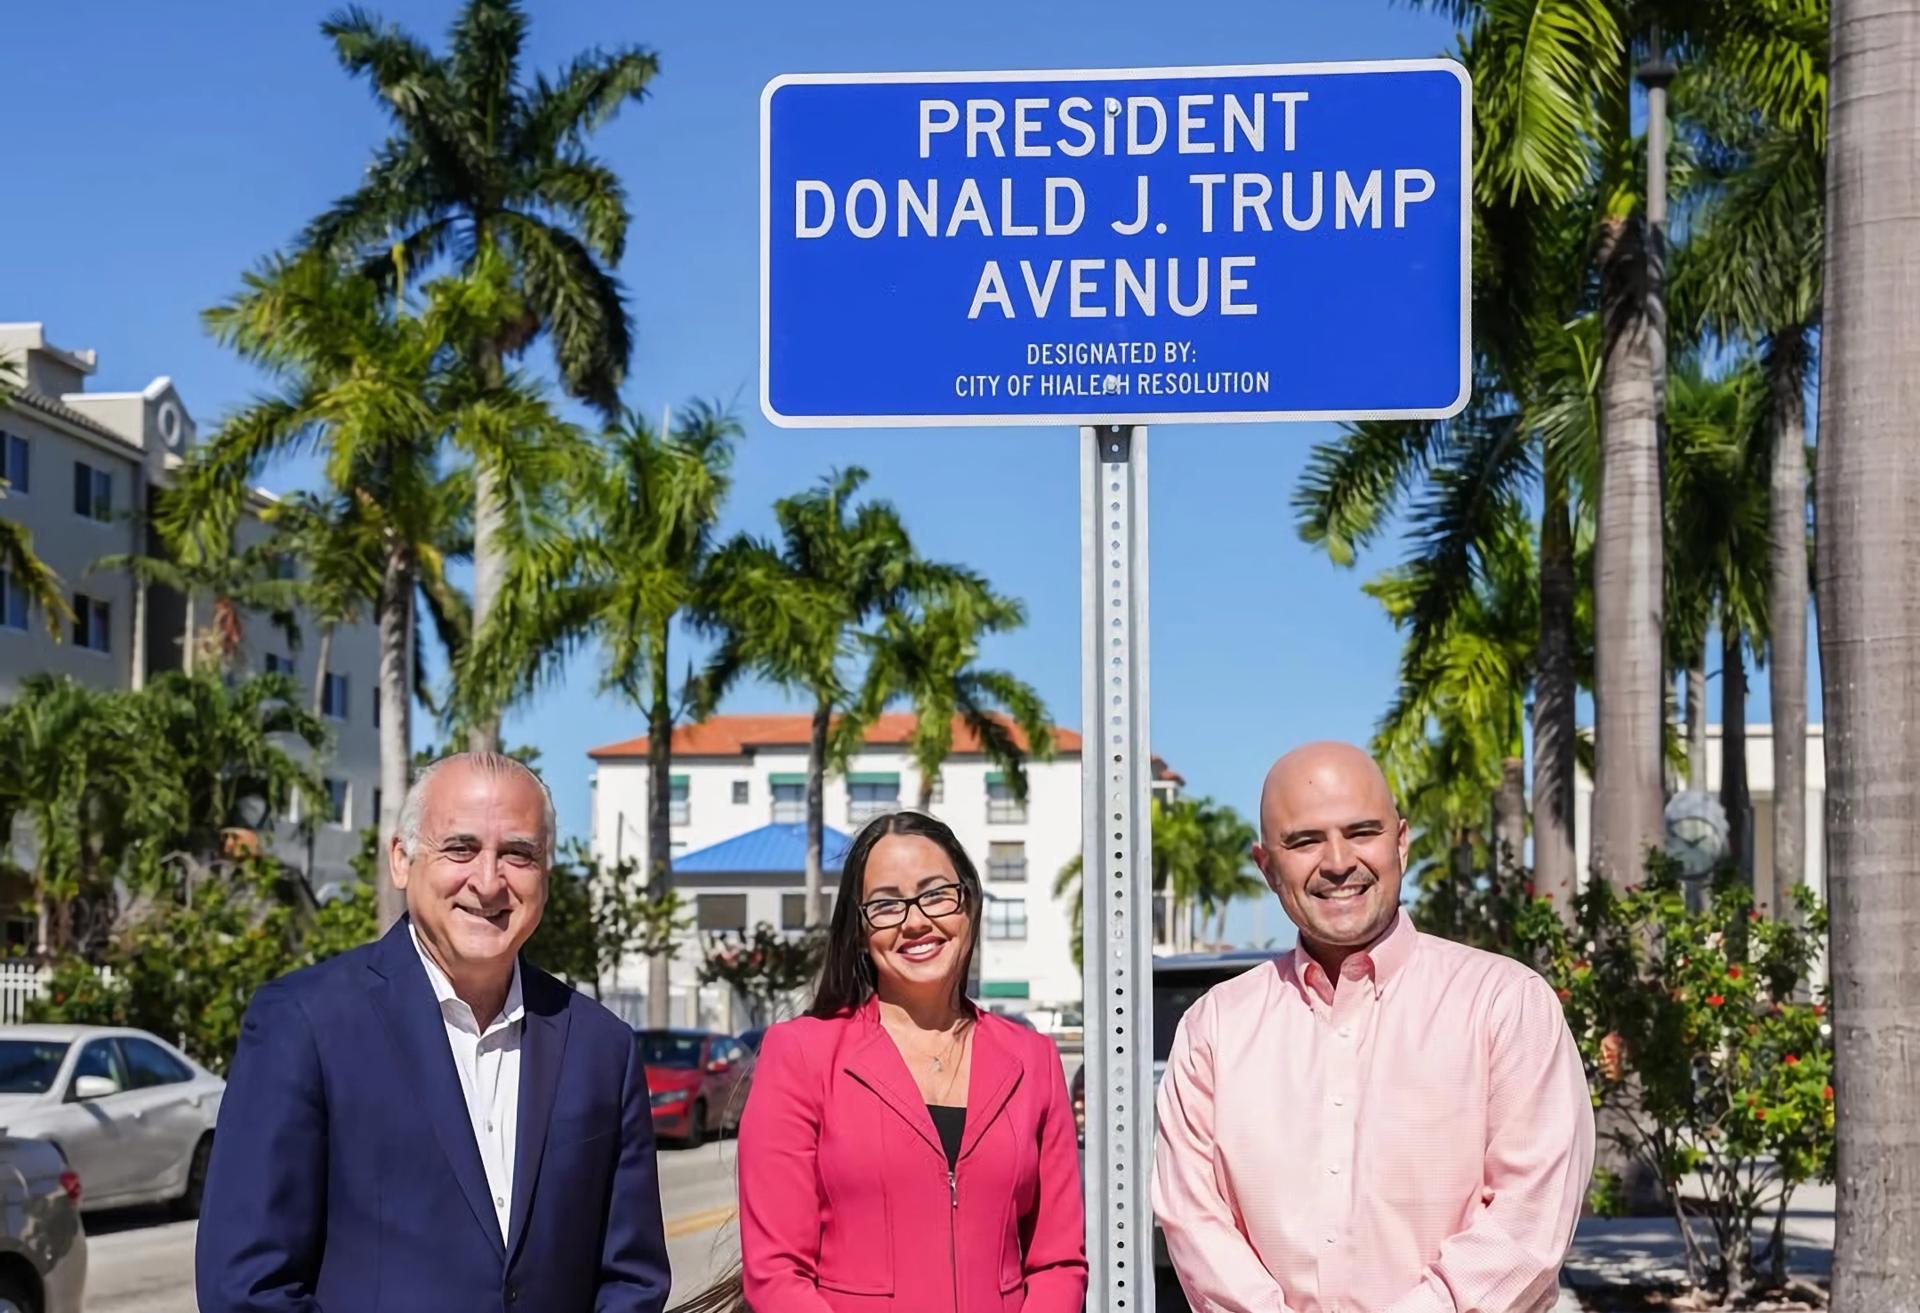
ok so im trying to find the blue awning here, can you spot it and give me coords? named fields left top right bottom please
left=672, top=822, right=854, bottom=875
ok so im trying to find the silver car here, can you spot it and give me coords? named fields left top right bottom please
left=0, top=1026, right=224, bottom=1215
left=0, top=1135, right=86, bottom=1313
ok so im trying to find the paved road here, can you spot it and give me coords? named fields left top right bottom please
left=81, top=1142, right=746, bottom=1313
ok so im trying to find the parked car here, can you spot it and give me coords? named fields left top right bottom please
left=0, top=1135, right=86, bottom=1313
left=638, top=1029, right=753, bottom=1149
left=0, top=1025, right=224, bottom=1216
left=1070, top=949, right=1285, bottom=1301
left=736, top=1027, right=767, bottom=1054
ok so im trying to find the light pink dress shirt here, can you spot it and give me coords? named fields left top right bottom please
left=1152, top=911, right=1594, bottom=1313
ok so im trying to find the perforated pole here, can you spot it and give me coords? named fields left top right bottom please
left=1080, top=424, right=1155, bottom=1313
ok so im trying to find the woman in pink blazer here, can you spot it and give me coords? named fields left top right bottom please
left=679, top=809, right=1086, bottom=1313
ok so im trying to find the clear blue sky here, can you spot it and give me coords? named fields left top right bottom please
left=1, top=2, right=1814, bottom=942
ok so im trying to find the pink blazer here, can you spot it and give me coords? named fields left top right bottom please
left=738, top=1002, right=1088, bottom=1313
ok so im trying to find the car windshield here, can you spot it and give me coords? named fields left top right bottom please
left=0, top=1040, right=70, bottom=1094
left=636, top=1033, right=704, bottom=1069
left=1153, top=966, right=1263, bottom=1062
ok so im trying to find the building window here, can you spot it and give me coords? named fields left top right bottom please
left=987, top=841, right=1027, bottom=882
left=323, top=778, right=350, bottom=829
left=985, top=898, right=1028, bottom=941
left=373, top=696, right=380, bottom=728
left=72, top=461, right=112, bottom=522
left=269, top=553, right=299, bottom=580
left=669, top=775, right=690, bottom=827
left=0, top=571, right=29, bottom=632
left=770, top=777, right=805, bottom=824
left=781, top=891, right=833, bottom=930
left=72, top=594, right=110, bottom=653
left=732, top=780, right=750, bottom=806
left=697, top=894, right=748, bottom=933
left=847, top=774, right=899, bottom=824
left=320, top=672, right=349, bottom=719
left=264, top=652, right=294, bottom=676
left=986, top=774, right=1027, bottom=825
left=373, top=788, right=383, bottom=824
left=1, top=433, right=28, bottom=494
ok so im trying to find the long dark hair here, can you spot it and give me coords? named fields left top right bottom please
left=666, top=810, right=983, bottom=1313
left=810, top=809, right=982, bottom=1019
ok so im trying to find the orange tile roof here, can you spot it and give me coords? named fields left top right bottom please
left=588, top=712, right=1083, bottom=761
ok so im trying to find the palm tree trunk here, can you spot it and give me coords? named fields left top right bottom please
left=312, top=626, right=334, bottom=720
left=1766, top=334, right=1811, bottom=923
left=131, top=579, right=148, bottom=691
left=805, top=700, right=830, bottom=927
left=375, top=544, right=415, bottom=934
left=1819, top=3, right=1920, bottom=1303
left=1688, top=651, right=1709, bottom=788
left=1533, top=472, right=1579, bottom=915
left=645, top=623, right=674, bottom=1030
left=1494, top=757, right=1526, bottom=880
left=1591, top=215, right=1669, bottom=892
left=467, top=340, right=507, bottom=754
left=182, top=591, right=196, bottom=676
left=1721, top=627, right=1752, bottom=889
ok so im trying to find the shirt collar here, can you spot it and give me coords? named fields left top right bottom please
left=410, top=923, right=525, bottom=1030
left=1287, top=907, right=1418, bottom=1004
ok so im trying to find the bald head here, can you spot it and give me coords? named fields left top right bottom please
left=1258, top=741, right=1399, bottom=845
left=1251, top=741, right=1409, bottom=955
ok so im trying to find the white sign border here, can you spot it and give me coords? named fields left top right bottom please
left=759, top=60, right=1473, bottom=429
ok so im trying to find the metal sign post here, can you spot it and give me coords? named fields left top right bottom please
left=1080, top=423, right=1156, bottom=1311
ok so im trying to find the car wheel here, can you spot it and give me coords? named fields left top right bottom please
left=174, top=1135, right=213, bottom=1219
left=684, top=1100, right=708, bottom=1150
left=0, top=1269, right=38, bottom=1313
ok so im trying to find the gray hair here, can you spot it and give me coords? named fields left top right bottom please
left=397, top=751, right=557, bottom=861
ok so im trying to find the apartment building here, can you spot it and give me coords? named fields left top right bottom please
left=589, top=712, right=1183, bottom=1030
left=0, top=322, right=380, bottom=896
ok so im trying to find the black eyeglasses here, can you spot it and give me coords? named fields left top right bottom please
left=860, top=883, right=967, bottom=929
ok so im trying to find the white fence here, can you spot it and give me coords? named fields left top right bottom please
left=0, top=962, right=114, bottom=1025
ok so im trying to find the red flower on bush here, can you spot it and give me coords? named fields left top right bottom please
left=1556, top=987, right=1573, bottom=1003
left=1813, top=1004, right=1827, bottom=1017
left=1707, top=994, right=1726, bottom=1007
left=1754, top=1108, right=1767, bottom=1121
left=1784, top=1054, right=1800, bottom=1067
left=1824, top=1085, right=1835, bottom=1101
left=1727, top=966, right=1743, bottom=980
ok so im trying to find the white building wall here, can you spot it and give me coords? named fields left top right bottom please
left=1573, top=723, right=1827, bottom=907
left=590, top=742, right=1088, bottom=1028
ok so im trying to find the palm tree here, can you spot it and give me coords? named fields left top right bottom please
left=94, top=531, right=304, bottom=675
left=0, top=677, right=178, bottom=955
left=262, top=491, right=382, bottom=719
left=462, top=400, right=740, bottom=1025
left=1675, top=54, right=1824, bottom=920
left=854, top=592, right=1054, bottom=811
left=694, top=469, right=982, bottom=927
left=1816, top=0, right=1920, bottom=1299
left=183, top=253, right=481, bottom=932
left=305, top=0, right=657, bottom=752
left=1054, top=796, right=1264, bottom=968
left=1665, top=356, right=1772, bottom=888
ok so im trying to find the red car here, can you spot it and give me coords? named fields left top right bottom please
left=639, top=1029, right=752, bottom=1149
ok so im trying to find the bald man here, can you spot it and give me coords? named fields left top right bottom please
left=1151, top=742, right=1594, bottom=1313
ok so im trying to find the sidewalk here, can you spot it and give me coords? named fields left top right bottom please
left=1554, top=1183, right=1834, bottom=1311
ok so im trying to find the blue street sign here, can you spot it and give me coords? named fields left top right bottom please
left=761, top=61, right=1470, bottom=428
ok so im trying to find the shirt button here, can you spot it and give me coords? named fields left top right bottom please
left=1324, top=1235, right=1337, bottom=1245
left=1327, top=1164, right=1341, bottom=1175
left=1337, top=1026, right=1352, bottom=1040
left=1332, top=1094, right=1346, bottom=1107
left=495, top=1196, right=505, bottom=1208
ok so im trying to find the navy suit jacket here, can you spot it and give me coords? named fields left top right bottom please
left=195, top=919, right=670, bottom=1313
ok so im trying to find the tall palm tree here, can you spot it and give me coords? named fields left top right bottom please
left=94, top=532, right=304, bottom=675
left=855, top=592, right=1054, bottom=811
left=263, top=491, right=382, bottom=719
left=462, top=400, right=740, bottom=1025
left=305, top=0, right=657, bottom=752
left=1816, top=0, right=1920, bottom=1300
left=694, top=469, right=981, bottom=927
left=1675, top=50, right=1825, bottom=920
left=182, top=253, right=481, bottom=932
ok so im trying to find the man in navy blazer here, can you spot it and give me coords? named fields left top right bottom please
left=196, top=752, right=671, bottom=1313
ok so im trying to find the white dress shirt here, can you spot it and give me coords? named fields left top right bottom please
left=412, top=927, right=524, bottom=1241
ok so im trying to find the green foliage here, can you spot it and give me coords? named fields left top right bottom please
left=1516, top=860, right=1833, bottom=1302
left=526, top=840, right=689, bottom=995
left=697, top=924, right=827, bottom=1028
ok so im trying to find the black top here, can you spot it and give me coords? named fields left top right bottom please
left=928, top=1104, right=966, bottom=1169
